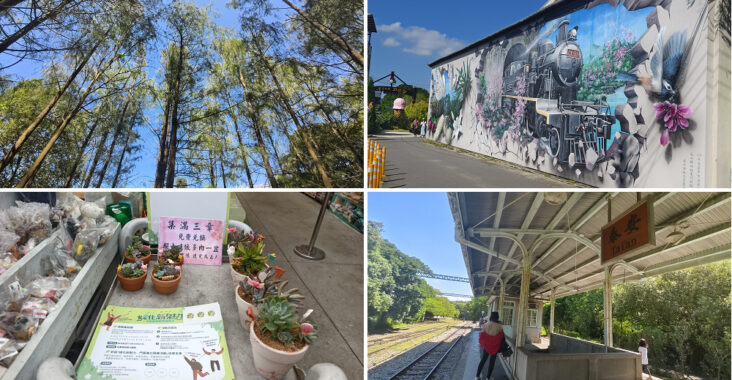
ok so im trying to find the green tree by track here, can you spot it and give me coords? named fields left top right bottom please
left=542, top=260, right=730, bottom=379
left=368, top=221, right=433, bottom=330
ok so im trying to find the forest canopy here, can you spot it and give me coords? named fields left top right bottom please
left=0, top=0, right=363, bottom=188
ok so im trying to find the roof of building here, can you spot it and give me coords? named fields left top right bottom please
left=449, top=192, right=731, bottom=300
left=428, top=0, right=583, bottom=67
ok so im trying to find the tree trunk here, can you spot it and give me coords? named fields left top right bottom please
left=154, top=96, right=171, bottom=187
left=83, top=129, right=110, bottom=188
left=63, top=118, right=99, bottom=187
left=0, top=0, right=73, bottom=54
left=15, top=50, right=116, bottom=187
left=0, top=38, right=101, bottom=173
left=252, top=39, right=333, bottom=187
left=95, top=102, right=130, bottom=188
left=230, top=112, right=254, bottom=188
left=165, top=34, right=184, bottom=188
left=237, top=68, right=279, bottom=187
left=112, top=126, right=132, bottom=187
left=264, top=129, right=283, bottom=171
left=281, top=0, right=363, bottom=67
left=219, top=158, right=227, bottom=188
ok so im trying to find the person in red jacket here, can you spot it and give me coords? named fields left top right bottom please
left=476, top=311, right=504, bottom=380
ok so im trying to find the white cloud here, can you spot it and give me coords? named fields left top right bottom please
left=377, top=22, right=465, bottom=57
left=383, top=37, right=400, bottom=47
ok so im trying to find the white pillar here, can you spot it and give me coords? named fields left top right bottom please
left=515, top=256, right=531, bottom=348
left=550, top=287, right=556, bottom=334
left=603, top=265, right=613, bottom=347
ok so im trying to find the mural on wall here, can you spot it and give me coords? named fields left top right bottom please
left=428, top=0, right=709, bottom=187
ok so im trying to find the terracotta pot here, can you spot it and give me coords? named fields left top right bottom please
left=157, top=255, right=183, bottom=266
left=124, top=252, right=151, bottom=265
left=234, top=285, right=257, bottom=331
left=151, top=271, right=181, bottom=295
left=117, top=270, right=147, bottom=291
left=249, top=322, right=308, bottom=380
left=230, top=265, right=250, bottom=288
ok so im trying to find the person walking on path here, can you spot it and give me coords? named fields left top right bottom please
left=476, top=311, right=504, bottom=380
left=639, top=339, right=653, bottom=379
left=412, top=119, right=419, bottom=135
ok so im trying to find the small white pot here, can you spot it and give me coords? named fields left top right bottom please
left=249, top=322, right=308, bottom=380
left=230, top=265, right=249, bottom=288
left=234, top=285, right=257, bottom=331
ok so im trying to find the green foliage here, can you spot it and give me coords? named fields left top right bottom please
left=230, top=233, right=267, bottom=275
left=118, top=261, right=145, bottom=278
left=405, top=100, right=428, bottom=122
left=423, top=296, right=459, bottom=319
left=463, top=296, right=490, bottom=322
left=542, top=261, right=730, bottom=379
left=368, top=221, right=433, bottom=330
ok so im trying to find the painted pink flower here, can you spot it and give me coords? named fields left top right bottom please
left=228, top=228, right=236, bottom=233
left=174, top=266, right=181, bottom=272
left=141, top=264, right=147, bottom=271
left=247, top=278, right=264, bottom=289
left=654, top=101, right=692, bottom=146
left=300, top=323, right=314, bottom=336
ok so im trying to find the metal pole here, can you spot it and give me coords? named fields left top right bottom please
left=603, top=265, right=613, bottom=348
left=294, top=192, right=333, bottom=260
left=550, top=287, right=556, bottom=334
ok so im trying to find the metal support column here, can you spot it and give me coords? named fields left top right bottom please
left=294, top=193, right=333, bottom=260
left=498, top=280, right=505, bottom=321
left=603, top=265, right=613, bottom=347
left=515, top=256, right=531, bottom=348
left=550, top=287, right=556, bottom=334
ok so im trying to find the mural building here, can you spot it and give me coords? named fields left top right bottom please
left=427, top=0, right=730, bottom=187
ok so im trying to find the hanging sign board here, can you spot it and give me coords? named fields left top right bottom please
left=601, top=199, right=655, bottom=264
left=158, top=216, right=225, bottom=265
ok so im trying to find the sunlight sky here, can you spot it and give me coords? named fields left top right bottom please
left=369, top=192, right=473, bottom=298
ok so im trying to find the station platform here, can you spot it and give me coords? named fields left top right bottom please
left=457, top=327, right=510, bottom=380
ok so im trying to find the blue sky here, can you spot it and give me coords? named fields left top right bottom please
left=0, top=1, right=271, bottom=187
left=369, top=0, right=547, bottom=89
left=369, top=192, right=473, bottom=298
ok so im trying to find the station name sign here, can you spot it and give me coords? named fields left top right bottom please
left=601, top=199, right=655, bottom=264
left=374, top=86, right=412, bottom=95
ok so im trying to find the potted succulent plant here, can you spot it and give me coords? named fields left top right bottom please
left=157, top=245, right=183, bottom=265
left=249, top=295, right=316, bottom=380
left=229, top=232, right=267, bottom=286
left=117, top=260, right=147, bottom=291
left=150, top=264, right=182, bottom=295
left=124, top=236, right=151, bottom=265
left=235, top=267, right=297, bottom=330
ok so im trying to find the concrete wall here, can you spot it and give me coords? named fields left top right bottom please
left=508, top=334, right=642, bottom=380
left=427, top=0, right=726, bottom=188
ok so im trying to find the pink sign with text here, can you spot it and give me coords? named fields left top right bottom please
left=158, top=216, right=225, bottom=266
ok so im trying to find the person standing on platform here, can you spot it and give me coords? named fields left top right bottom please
left=476, top=311, right=504, bottom=380
left=639, top=338, right=654, bottom=379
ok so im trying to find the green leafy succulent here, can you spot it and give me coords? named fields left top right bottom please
left=231, top=242, right=268, bottom=275
left=258, top=296, right=298, bottom=344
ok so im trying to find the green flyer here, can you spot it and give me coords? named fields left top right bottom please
left=78, top=303, right=234, bottom=380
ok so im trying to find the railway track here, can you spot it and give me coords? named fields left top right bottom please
left=386, top=324, right=466, bottom=379
left=369, top=325, right=452, bottom=355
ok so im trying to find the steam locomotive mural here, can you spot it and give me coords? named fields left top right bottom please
left=501, top=20, right=614, bottom=166
left=427, top=0, right=713, bottom=188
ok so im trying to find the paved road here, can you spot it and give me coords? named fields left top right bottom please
left=370, top=131, right=578, bottom=188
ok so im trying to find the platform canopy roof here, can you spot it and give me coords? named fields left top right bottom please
left=449, top=192, right=731, bottom=300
